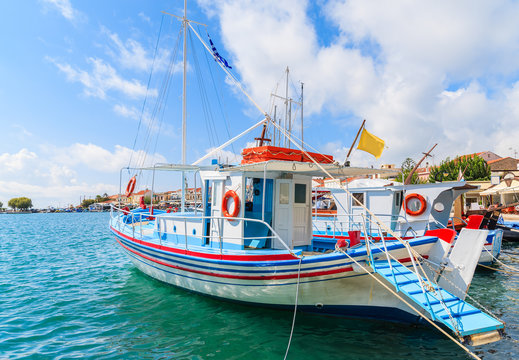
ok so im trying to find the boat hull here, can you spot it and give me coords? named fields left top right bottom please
left=478, top=230, right=503, bottom=266
left=112, top=225, right=437, bottom=323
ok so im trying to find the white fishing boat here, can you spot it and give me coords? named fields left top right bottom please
left=312, top=179, right=503, bottom=265
left=109, top=4, right=505, bottom=353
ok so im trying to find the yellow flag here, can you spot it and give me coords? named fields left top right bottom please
left=357, top=129, right=385, bottom=159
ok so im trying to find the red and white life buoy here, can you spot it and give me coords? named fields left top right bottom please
left=403, top=193, right=427, bottom=216
left=126, top=176, right=137, bottom=197
left=222, top=190, right=240, bottom=218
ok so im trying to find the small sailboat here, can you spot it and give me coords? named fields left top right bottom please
left=109, top=4, right=505, bottom=353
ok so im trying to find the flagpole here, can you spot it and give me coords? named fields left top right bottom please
left=344, top=119, right=366, bottom=166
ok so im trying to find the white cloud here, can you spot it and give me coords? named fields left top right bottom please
left=114, top=104, right=141, bottom=120
left=42, top=0, right=78, bottom=20
left=0, top=149, right=38, bottom=172
left=199, top=0, right=519, bottom=165
left=55, top=143, right=167, bottom=172
left=0, top=144, right=167, bottom=208
left=113, top=104, right=179, bottom=139
left=10, top=124, right=33, bottom=140
left=0, top=179, right=118, bottom=208
left=48, top=56, right=156, bottom=99
left=102, top=27, right=171, bottom=72
left=200, top=147, right=242, bottom=165
left=138, top=12, right=152, bottom=24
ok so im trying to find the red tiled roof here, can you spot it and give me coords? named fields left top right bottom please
left=487, top=157, right=508, bottom=164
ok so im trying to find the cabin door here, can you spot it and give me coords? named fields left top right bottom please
left=274, top=180, right=292, bottom=249
left=209, top=180, right=224, bottom=246
left=292, top=181, right=310, bottom=247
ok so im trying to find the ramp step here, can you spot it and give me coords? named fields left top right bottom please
left=439, top=309, right=481, bottom=320
left=371, top=259, right=504, bottom=337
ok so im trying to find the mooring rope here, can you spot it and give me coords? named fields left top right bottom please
left=284, top=257, right=303, bottom=360
left=480, top=246, right=519, bottom=273
left=479, top=263, right=519, bottom=274
left=421, top=256, right=504, bottom=324
left=334, top=246, right=482, bottom=360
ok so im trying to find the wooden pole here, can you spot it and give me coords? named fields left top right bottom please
left=344, top=119, right=366, bottom=166
left=404, top=143, right=437, bottom=185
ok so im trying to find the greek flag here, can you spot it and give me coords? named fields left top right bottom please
left=208, top=34, right=232, bottom=69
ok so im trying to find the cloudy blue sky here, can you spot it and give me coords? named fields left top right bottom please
left=2, top=0, right=519, bottom=208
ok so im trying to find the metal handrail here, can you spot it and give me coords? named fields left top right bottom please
left=110, top=205, right=300, bottom=257
left=314, top=212, right=418, bottom=238
left=378, top=223, right=399, bottom=292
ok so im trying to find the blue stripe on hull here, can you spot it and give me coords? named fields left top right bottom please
left=118, top=235, right=352, bottom=274
left=122, top=244, right=369, bottom=287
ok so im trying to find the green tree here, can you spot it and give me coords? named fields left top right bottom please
left=0, top=201, right=3, bottom=208
left=95, top=194, right=109, bottom=202
left=81, top=199, right=96, bottom=208
left=429, top=155, right=490, bottom=182
left=143, top=196, right=158, bottom=205
left=395, top=157, right=422, bottom=184
left=8, top=197, right=33, bottom=210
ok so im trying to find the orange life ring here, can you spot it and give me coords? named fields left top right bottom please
left=222, top=190, right=240, bottom=218
left=403, top=193, right=427, bottom=216
left=126, top=176, right=136, bottom=197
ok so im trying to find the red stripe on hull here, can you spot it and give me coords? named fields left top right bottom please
left=314, top=234, right=413, bottom=241
left=111, top=226, right=298, bottom=261
left=116, top=238, right=354, bottom=280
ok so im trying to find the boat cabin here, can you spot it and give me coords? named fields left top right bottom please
left=314, top=179, right=476, bottom=237
left=155, top=147, right=382, bottom=251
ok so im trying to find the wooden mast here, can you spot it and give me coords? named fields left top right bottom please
left=181, top=0, right=187, bottom=213
left=404, top=144, right=437, bottom=185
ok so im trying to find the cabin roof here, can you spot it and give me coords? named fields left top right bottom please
left=225, top=160, right=389, bottom=177
left=137, top=161, right=389, bottom=177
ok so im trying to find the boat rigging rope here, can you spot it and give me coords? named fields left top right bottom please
left=421, top=258, right=504, bottom=323
left=267, top=120, right=506, bottom=355
left=362, top=230, right=459, bottom=333
left=200, top=25, right=236, bottom=156
left=270, top=119, right=423, bottom=260
left=334, top=246, right=482, bottom=360
left=128, top=14, right=166, bottom=170
left=283, top=257, right=303, bottom=360
left=188, top=30, right=219, bottom=148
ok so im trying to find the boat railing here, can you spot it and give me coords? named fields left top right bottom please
left=361, top=213, right=438, bottom=321
left=449, top=216, right=467, bottom=230
left=315, top=213, right=418, bottom=239
left=426, top=217, right=466, bottom=232
left=110, top=205, right=299, bottom=257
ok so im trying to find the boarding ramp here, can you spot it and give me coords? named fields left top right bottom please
left=373, top=259, right=503, bottom=344
left=368, top=226, right=504, bottom=345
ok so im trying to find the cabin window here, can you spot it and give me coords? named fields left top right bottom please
left=395, top=191, right=403, bottom=208
left=294, top=184, right=307, bottom=204
left=352, top=193, right=364, bottom=206
left=279, top=183, right=289, bottom=204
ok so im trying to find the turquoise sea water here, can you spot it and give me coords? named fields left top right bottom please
left=1, top=212, right=518, bottom=359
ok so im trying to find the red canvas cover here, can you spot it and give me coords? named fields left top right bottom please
left=424, top=228, right=457, bottom=244
left=241, top=146, right=334, bottom=164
